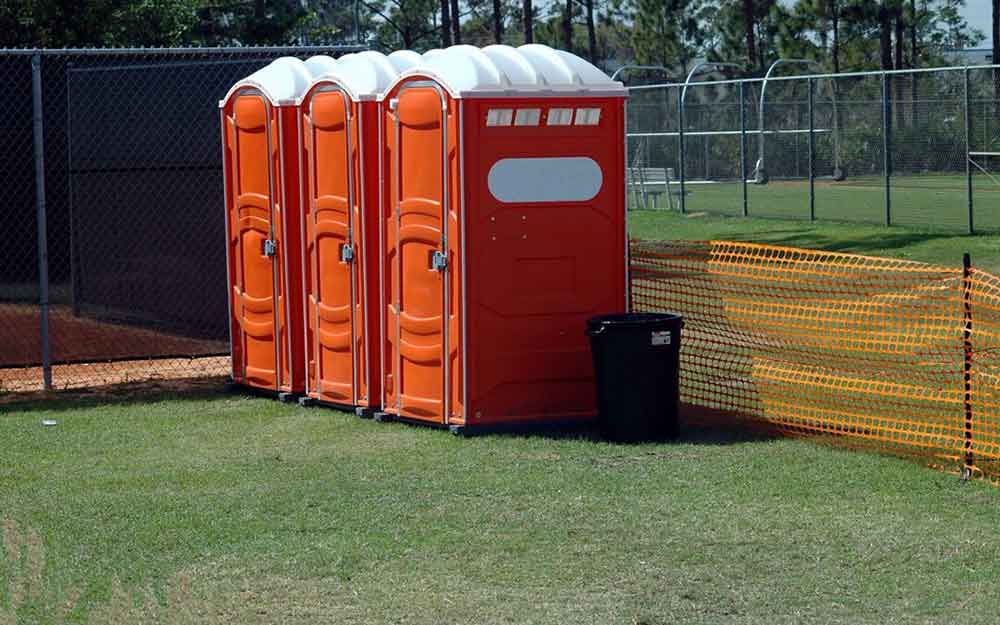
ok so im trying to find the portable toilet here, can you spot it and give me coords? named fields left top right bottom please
left=377, top=44, right=628, bottom=431
left=220, top=57, right=318, bottom=397
left=297, top=50, right=422, bottom=412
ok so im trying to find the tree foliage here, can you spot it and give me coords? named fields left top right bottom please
left=0, top=0, right=987, bottom=79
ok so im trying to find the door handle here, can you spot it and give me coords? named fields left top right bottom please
left=431, top=250, right=448, bottom=272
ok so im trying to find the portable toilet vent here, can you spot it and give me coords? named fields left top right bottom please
left=377, top=44, right=628, bottom=431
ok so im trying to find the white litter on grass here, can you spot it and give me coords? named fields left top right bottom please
left=41, top=419, right=57, bottom=427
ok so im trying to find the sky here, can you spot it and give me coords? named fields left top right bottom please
left=960, top=0, right=992, bottom=47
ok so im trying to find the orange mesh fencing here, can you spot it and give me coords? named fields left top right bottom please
left=630, top=239, right=1000, bottom=481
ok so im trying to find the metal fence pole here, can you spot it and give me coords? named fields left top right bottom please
left=962, top=252, right=974, bottom=480
left=67, top=62, right=80, bottom=317
left=740, top=81, right=748, bottom=217
left=677, top=87, right=686, bottom=214
left=882, top=73, right=892, bottom=227
left=965, top=67, right=974, bottom=235
left=31, top=53, right=52, bottom=391
left=808, top=77, right=815, bottom=221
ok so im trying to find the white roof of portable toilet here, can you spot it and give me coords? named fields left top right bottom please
left=221, top=56, right=331, bottom=107
left=380, top=44, right=626, bottom=99
left=301, top=50, right=426, bottom=102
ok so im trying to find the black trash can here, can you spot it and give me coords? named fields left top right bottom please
left=586, top=313, right=682, bottom=443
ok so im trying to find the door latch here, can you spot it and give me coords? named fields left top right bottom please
left=341, top=243, right=354, bottom=263
left=263, top=239, right=277, bottom=257
left=431, top=250, right=448, bottom=271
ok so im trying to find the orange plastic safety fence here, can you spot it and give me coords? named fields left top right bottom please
left=630, top=239, right=1000, bottom=482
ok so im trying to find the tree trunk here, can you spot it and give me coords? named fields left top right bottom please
left=440, top=0, right=452, bottom=46
left=585, top=0, right=597, bottom=62
left=253, top=0, right=266, bottom=41
left=523, top=0, right=533, bottom=43
left=993, top=0, right=999, bottom=112
left=910, top=0, right=918, bottom=125
left=562, top=0, right=573, bottom=52
left=743, top=0, right=757, bottom=70
left=878, top=2, right=892, bottom=71
left=831, top=0, right=840, bottom=73
left=493, top=0, right=503, bottom=43
left=451, top=0, right=461, bottom=43
left=894, top=2, right=904, bottom=127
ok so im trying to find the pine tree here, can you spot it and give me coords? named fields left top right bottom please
left=632, top=0, right=705, bottom=75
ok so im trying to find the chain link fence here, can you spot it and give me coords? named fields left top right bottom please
left=626, top=64, right=1000, bottom=232
left=0, top=46, right=363, bottom=395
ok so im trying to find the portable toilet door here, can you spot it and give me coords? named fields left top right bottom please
left=378, top=44, right=628, bottom=429
left=381, top=66, right=458, bottom=424
left=220, top=58, right=314, bottom=396
left=298, top=51, right=421, bottom=411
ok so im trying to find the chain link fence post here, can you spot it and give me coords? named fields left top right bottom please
left=808, top=76, right=815, bottom=221
left=31, top=53, right=53, bottom=390
left=882, top=73, right=892, bottom=227
left=677, top=87, right=686, bottom=214
left=740, top=80, right=748, bottom=217
left=965, top=67, right=974, bottom=235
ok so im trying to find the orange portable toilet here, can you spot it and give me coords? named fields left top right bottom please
left=376, top=44, right=628, bottom=432
left=220, top=57, right=322, bottom=398
left=297, top=51, right=422, bottom=413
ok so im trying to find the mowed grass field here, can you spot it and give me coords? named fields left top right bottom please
left=637, top=173, right=1000, bottom=233
left=5, top=208, right=1000, bottom=623
left=4, top=391, right=1000, bottom=625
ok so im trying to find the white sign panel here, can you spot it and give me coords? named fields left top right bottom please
left=487, top=157, right=603, bottom=204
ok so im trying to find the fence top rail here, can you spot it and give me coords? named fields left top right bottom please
left=627, top=63, right=1000, bottom=92
left=0, top=45, right=367, bottom=57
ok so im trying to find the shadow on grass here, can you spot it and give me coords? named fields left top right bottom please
left=5, top=384, right=779, bottom=448
left=0, top=376, right=237, bottom=413
left=465, top=404, right=779, bottom=446
left=722, top=227, right=961, bottom=258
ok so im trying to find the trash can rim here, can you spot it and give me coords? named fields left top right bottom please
left=586, top=312, right=682, bottom=328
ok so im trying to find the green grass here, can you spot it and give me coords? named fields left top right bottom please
left=628, top=206, right=1000, bottom=273
left=6, top=183, right=1000, bottom=623
left=2, top=391, right=1000, bottom=624
left=636, top=173, right=1000, bottom=233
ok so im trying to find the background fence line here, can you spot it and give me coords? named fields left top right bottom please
left=626, top=64, right=1000, bottom=234
left=4, top=49, right=1000, bottom=397
left=1, top=46, right=363, bottom=394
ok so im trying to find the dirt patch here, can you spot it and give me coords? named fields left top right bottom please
left=0, top=303, right=227, bottom=367
left=0, top=302, right=229, bottom=394
left=0, top=357, right=230, bottom=396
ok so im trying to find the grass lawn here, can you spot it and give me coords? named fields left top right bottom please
left=636, top=174, right=1000, bottom=234
left=5, top=197, right=1000, bottom=624
left=3, top=390, right=1000, bottom=625
left=628, top=207, right=1000, bottom=273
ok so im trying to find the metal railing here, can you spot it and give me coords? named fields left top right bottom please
left=626, top=63, right=1000, bottom=234
left=0, top=46, right=364, bottom=395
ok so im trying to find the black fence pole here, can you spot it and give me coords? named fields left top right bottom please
left=31, top=53, right=52, bottom=391
left=965, top=68, right=974, bottom=235
left=740, top=81, right=748, bottom=217
left=67, top=61, right=80, bottom=317
left=808, top=77, right=815, bottom=221
left=962, top=252, right=974, bottom=480
left=882, top=73, right=892, bottom=227
left=677, top=87, right=686, bottom=214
